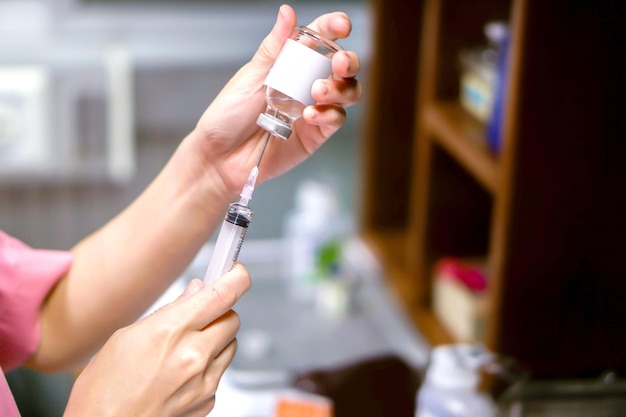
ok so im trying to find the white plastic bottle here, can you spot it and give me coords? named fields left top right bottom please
left=282, top=180, right=351, bottom=304
left=415, top=344, right=496, bottom=417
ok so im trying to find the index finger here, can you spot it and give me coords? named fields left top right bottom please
left=306, top=11, right=352, bottom=41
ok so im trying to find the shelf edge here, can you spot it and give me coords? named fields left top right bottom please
left=423, top=101, right=499, bottom=194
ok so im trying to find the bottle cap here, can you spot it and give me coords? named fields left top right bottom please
left=257, top=113, right=292, bottom=140
left=426, top=344, right=488, bottom=390
left=484, top=21, right=509, bottom=44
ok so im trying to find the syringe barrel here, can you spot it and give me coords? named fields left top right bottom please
left=203, top=203, right=253, bottom=284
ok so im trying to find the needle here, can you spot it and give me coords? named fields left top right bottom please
left=238, top=131, right=272, bottom=207
left=256, top=131, right=272, bottom=167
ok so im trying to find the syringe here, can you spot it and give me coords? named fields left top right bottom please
left=203, top=133, right=270, bottom=284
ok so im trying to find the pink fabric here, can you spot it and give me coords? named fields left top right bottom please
left=0, top=230, right=73, bottom=417
left=436, top=257, right=487, bottom=292
left=1, top=367, right=20, bottom=417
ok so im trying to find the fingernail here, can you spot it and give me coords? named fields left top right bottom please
left=278, top=4, right=287, bottom=19
left=304, top=107, right=317, bottom=119
left=184, top=279, right=204, bottom=297
left=315, top=80, right=329, bottom=96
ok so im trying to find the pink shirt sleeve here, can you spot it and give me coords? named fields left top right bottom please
left=0, top=230, right=73, bottom=371
left=1, top=368, right=20, bottom=417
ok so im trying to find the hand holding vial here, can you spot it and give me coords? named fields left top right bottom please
left=257, top=25, right=343, bottom=140
left=203, top=7, right=361, bottom=283
left=189, top=4, right=362, bottom=200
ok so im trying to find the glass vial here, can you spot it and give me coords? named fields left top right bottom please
left=256, top=26, right=342, bottom=140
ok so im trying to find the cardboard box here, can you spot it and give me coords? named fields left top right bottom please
left=433, top=258, right=488, bottom=342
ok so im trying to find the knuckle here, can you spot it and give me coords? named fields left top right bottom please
left=110, top=323, right=143, bottom=345
left=232, top=311, right=241, bottom=329
left=211, top=284, right=237, bottom=309
left=109, top=326, right=127, bottom=340
left=205, top=372, right=221, bottom=394
left=151, top=319, right=177, bottom=340
left=196, top=397, right=216, bottom=417
left=223, top=310, right=241, bottom=332
left=177, top=346, right=206, bottom=374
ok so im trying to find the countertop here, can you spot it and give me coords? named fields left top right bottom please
left=185, top=237, right=430, bottom=416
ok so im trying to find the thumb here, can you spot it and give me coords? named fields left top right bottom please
left=251, top=4, right=297, bottom=69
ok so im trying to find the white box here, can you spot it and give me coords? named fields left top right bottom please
left=434, top=276, right=487, bottom=342
left=0, top=66, right=51, bottom=171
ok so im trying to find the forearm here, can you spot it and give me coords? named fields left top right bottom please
left=28, top=133, right=235, bottom=372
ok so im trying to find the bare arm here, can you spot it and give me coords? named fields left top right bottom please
left=30, top=146, right=232, bottom=371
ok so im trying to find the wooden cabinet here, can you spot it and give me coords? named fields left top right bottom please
left=361, top=0, right=626, bottom=379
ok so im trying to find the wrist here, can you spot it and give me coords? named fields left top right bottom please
left=164, top=131, right=237, bottom=221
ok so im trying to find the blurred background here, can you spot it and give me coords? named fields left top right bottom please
left=0, top=0, right=371, bottom=247
left=6, top=1, right=625, bottom=416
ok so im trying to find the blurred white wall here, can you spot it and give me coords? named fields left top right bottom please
left=0, top=0, right=372, bottom=249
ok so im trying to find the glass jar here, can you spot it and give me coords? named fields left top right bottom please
left=256, top=26, right=342, bottom=140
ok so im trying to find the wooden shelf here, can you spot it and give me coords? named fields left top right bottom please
left=362, top=229, right=455, bottom=346
left=411, top=308, right=454, bottom=346
left=361, top=229, right=409, bottom=276
left=361, top=0, right=626, bottom=379
left=423, top=101, right=499, bottom=194
left=360, top=230, right=414, bottom=309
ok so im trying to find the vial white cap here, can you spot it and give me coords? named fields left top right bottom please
left=425, top=344, right=487, bottom=390
left=484, top=21, right=509, bottom=44
left=256, top=113, right=292, bottom=140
